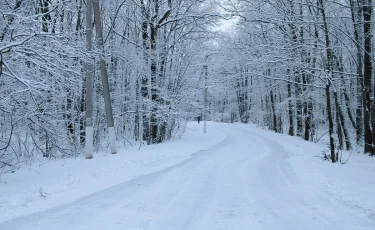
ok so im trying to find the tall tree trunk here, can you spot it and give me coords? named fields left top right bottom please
left=338, top=98, right=353, bottom=150
left=338, top=98, right=353, bottom=149
left=295, top=74, right=303, bottom=137
left=150, top=23, right=159, bottom=143
left=92, top=0, right=117, bottom=154
left=41, top=0, right=51, bottom=33
left=343, top=89, right=357, bottom=129
left=363, top=0, right=373, bottom=154
left=80, top=84, right=85, bottom=145
left=327, top=84, right=336, bottom=162
left=287, top=71, right=294, bottom=136
left=75, top=0, right=83, bottom=32
left=336, top=56, right=357, bottom=130
left=149, top=0, right=171, bottom=143
left=203, top=57, right=208, bottom=133
left=350, top=0, right=364, bottom=144
left=334, top=92, right=344, bottom=150
left=319, top=0, right=336, bottom=162
left=85, top=0, right=94, bottom=159
left=270, top=89, right=277, bottom=132
left=278, top=90, right=283, bottom=133
left=302, top=73, right=312, bottom=141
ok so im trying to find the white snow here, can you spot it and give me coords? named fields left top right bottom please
left=0, top=122, right=227, bottom=223
left=1, top=122, right=375, bottom=230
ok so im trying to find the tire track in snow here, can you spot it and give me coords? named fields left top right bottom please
left=0, top=127, right=231, bottom=230
left=1, top=123, right=375, bottom=230
left=244, top=127, right=375, bottom=230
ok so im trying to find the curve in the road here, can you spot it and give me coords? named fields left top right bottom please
left=1, top=124, right=374, bottom=230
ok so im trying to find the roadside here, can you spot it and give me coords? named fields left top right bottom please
left=0, top=122, right=227, bottom=223
left=237, top=123, right=375, bottom=222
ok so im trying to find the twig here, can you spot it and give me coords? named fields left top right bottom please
left=0, top=161, right=12, bottom=167
left=341, top=151, right=353, bottom=164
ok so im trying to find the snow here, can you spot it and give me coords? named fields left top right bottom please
left=0, top=122, right=227, bottom=223
left=1, top=122, right=375, bottom=229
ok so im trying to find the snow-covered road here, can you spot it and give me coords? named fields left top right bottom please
left=1, top=124, right=374, bottom=230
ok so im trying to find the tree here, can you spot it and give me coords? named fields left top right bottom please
left=85, top=0, right=94, bottom=159
left=92, top=0, right=117, bottom=154
left=214, top=0, right=367, bottom=160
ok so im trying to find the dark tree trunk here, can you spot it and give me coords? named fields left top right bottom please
left=66, top=94, right=75, bottom=140
left=326, top=84, right=336, bottom=162
left=270, top=89, right=277, bottom=132
left=135, top=77, right=140, bottom=141
left=278, top=91, right=283, bottom=133
left=150, top=23, right=159, bottom=144
left=287, top=76, right=294, bottom=136
left=334, top=92, right=344, bottom=150
left=295, top=74, right=303, bottom=137
left=338, top=98, right=353, bottom=150
left=343, top=89, right=357, bottom=129
left=304, top=108, right=311, bottom=141
left=80, top=84, right=85, bottom=144
left=363, top=0, right=373, bottom=154
left=336, top=56, right=357, bottom=130
left=336, top=93, right=352, bottom=150
left=41, top=0, right=51, bottom=33
left=349, top=0, right=364, bottom=144
left=140, top=0, right=150, bottom=144
left=319, top=0, right=336, bottom=162
left=302, top=73, right=312, bottom=141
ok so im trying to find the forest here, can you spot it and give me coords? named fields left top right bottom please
left=1, top=0, right=374, bottom=171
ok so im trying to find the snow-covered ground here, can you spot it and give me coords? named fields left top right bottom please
left=1, top=122, right=374, bottom=230
left=0, top=122, right=227, bottom=223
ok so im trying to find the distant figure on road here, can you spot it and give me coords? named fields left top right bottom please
left=197, top=116, right=201, bottom=124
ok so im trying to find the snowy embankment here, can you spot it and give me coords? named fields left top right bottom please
left=233, top=123, right=375, bottom=222
left=0, top=122, right=227, bottom=223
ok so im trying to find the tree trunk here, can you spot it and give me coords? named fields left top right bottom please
left=349, top=0, right=364, bottom=144
left=41, top=0, right=51, bottom=33
left=319, top=0, right=336, bottom=162
left=295, top=74, right=303, bottom=137
left=85, top=0, right=94, bottom=159
left=327, top=84, right=336, bottom=162
left=363, top=0, right=373, bottom=154
left=270, top=89, right=277, bottom=132
left=150, top=23, right=159, bottom=143
left=278, top=91, right=283, bottom=133
left=334, top=92, right=344, bottom=150
left=92, top=0, right=117, bottom=154
left=203, top=57, right=208, bottom=133
left=287, top=72, right=294, bottom=136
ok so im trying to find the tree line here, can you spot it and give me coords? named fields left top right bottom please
left=210, top=0, right=374, bottom=162
left=2, top=0, right=373, bottom=170
left=0, top=0, right=219, bottom=170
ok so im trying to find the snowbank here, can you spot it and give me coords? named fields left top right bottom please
left=236, top=123, right=375, bottom=222
left=0, top=122, right=227, bottom=223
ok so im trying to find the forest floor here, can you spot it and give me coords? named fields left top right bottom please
left=0, top=122, right=374, bottom=230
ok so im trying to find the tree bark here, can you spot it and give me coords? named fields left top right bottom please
left=92, top=0, right=117, bottom=154
left=319, top=0, right=336, bottom=162
left=363, top=0, right=373, bottom=154
left=326, top=84, right=336, bottom=162
left=349, top=0, right=364, bottom=144
left=334, top=92, right=344, bottom=150
left=85, top=0, right=94, bottom=159
left=270, top=89, right=277, bottom=132
left=287, top=71, right=294, bottom=136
